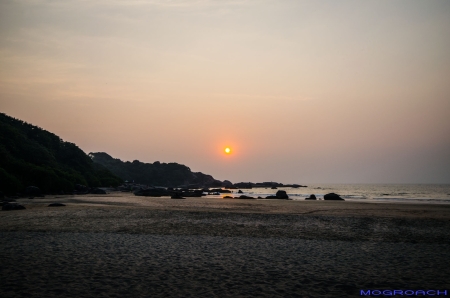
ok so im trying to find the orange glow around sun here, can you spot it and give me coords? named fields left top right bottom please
left=224, top=147, right=231, bottom=154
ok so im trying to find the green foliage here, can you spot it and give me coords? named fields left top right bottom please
left=0, top=113, right=122, bottom=195
left=0, top=167, right=23, bottom=193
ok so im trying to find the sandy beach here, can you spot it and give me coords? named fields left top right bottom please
left=1, top=193, right=450, bottom=297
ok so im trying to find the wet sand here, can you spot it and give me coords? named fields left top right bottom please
left=1, top=193, right=450, bottom=297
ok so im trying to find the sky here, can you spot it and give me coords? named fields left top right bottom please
left=1, top=0, right=450, bottom=184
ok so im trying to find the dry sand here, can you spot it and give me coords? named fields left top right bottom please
left=1, top=193, right=450, bottom=297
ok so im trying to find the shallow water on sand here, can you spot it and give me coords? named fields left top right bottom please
left=1, top=232, right=449, bottom=298
left=222, top=184, right=450, bottom=204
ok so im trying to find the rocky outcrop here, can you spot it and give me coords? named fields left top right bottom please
left=181, top=190, right=203, bottom=197
left=324, top=193, right=344, bottom=201
left=222, top=180, right=233, bottom=187
left=238, top=195, right=255, bottom=199
left=209, top=188, right=231, bottom=193
left=2, top=203, right=26, bottom=211
left=75, top=184, right=89, bottom=194
left=234, top=182, right=253, bottom=189
left=276, top=190, right=289, bottom=199
left=90, top=152, right=231, bottom=188
left=48, top=203, right=66, bottom=207
left=25, top=186, right=43, bottom=197
left=265, top=195, right=278, bottom=199
left=171, top=192, right=186, bottom=199
left=233, top=182, right=306, bottom=188
left=91, top=188, right=107, bottom=194
left=305, top=194, right=317, bottom=200
left=134, top=188, right=170, bottom=197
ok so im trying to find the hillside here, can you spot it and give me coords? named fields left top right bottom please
left=0, top=113, right=122, bottom=195
left=90, top=152, right=230, bottom=188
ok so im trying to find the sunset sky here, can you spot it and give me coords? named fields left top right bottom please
left=1, top=0, right=449, bottom=183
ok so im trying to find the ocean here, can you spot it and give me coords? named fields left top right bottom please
left=210, top=184, right=450, bottom=204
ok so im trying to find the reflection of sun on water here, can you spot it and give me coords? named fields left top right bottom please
left=224, top=147, right=231, bottom=154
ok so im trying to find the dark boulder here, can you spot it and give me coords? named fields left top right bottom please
left=265, top=195, right=278, bottom=199
left=223, top=195, right=233, bottom=199
left=2, top=203, right=26, bottom=211
left=25, top=186, right=43, bottom=197
left=75, top=184, right=88, bottom=191
left=238, top=190, right=243, bottom=194
left=171, top=193, right=186, bottom=199
left=209, top=188, right=231, bottom=193
left=134, top=188, right=169, bottom=197
left=48, top=203, right=66, bottom=207
left=181, top=190, right=203, bottom=197
left=305, top=194, right=317, bottom=200
left=276, top=190, right=289, bottom=199
left=324, top=193, right=344, bottom=201
left=271, top=186, right=277, bottom=189
left=91, top=188, right=107, bottom=194
left=239, top=195, right=255, bottom=199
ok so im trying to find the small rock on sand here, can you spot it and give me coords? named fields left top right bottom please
left=2, top=203, right=26, bottom=211
left=306, top=194, right=317, bottom=200
left=324, top=193, right=345, bottom=201
left=48, top=203, right=66, bottom=207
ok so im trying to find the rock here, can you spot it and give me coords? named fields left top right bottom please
left=2, top=203, right=26, bottom=211
left=134, top=187, right=170, bottom=197
left=208, top=180, right=224, bottom=187
left=239, top=195, right=255, bottom=199
left=75, top=184, right=88, bottom=191
left=234, top=182, right=253, bottom=189
left=0, top=191, right=4, bottom=199
left=276, top=190, right=289, bottom=199
left=48, top=203, right=66, bottom=207
left=271, top=186, right=277, bottom=189
left=265, top=195, right=278, bottom=199
left=91, top=188, right=107, bottom=194
left=25, top=186, right=43, bottom=197
left=222, top=180, right=233, bottom=187
left=223, top=196, right=233, bottom=199
left=257, top=196, right=263, bottom=199
left=238, top=190, right=243, bottom=194
left=324, top=193, right=344, bottom=201
left=305, top=194, right=317, bottom=200
left=171, top=192, right=185, bottom=199
left=171, top=195, right=186, bottom=199
left=209, top=188, right=231, bottom=193
left=181, top=190, right=203, bottom=197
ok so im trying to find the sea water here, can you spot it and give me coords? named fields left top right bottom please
left=211, top=184, right=450, bottom=204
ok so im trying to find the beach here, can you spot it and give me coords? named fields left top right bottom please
left=1, top=193, right=450, bottom=297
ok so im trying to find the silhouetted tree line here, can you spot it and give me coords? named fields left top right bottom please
left=90, top=152, right=220, bottom=187
left=0, top=113, right=122, bottom=195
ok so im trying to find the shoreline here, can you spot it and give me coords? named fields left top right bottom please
left=2, top=193, right=450, bottom=243
left=2, top=192, right=450, bottom=297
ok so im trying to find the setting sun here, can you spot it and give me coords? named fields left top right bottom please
left=224, top=147, right=231, bottom=154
